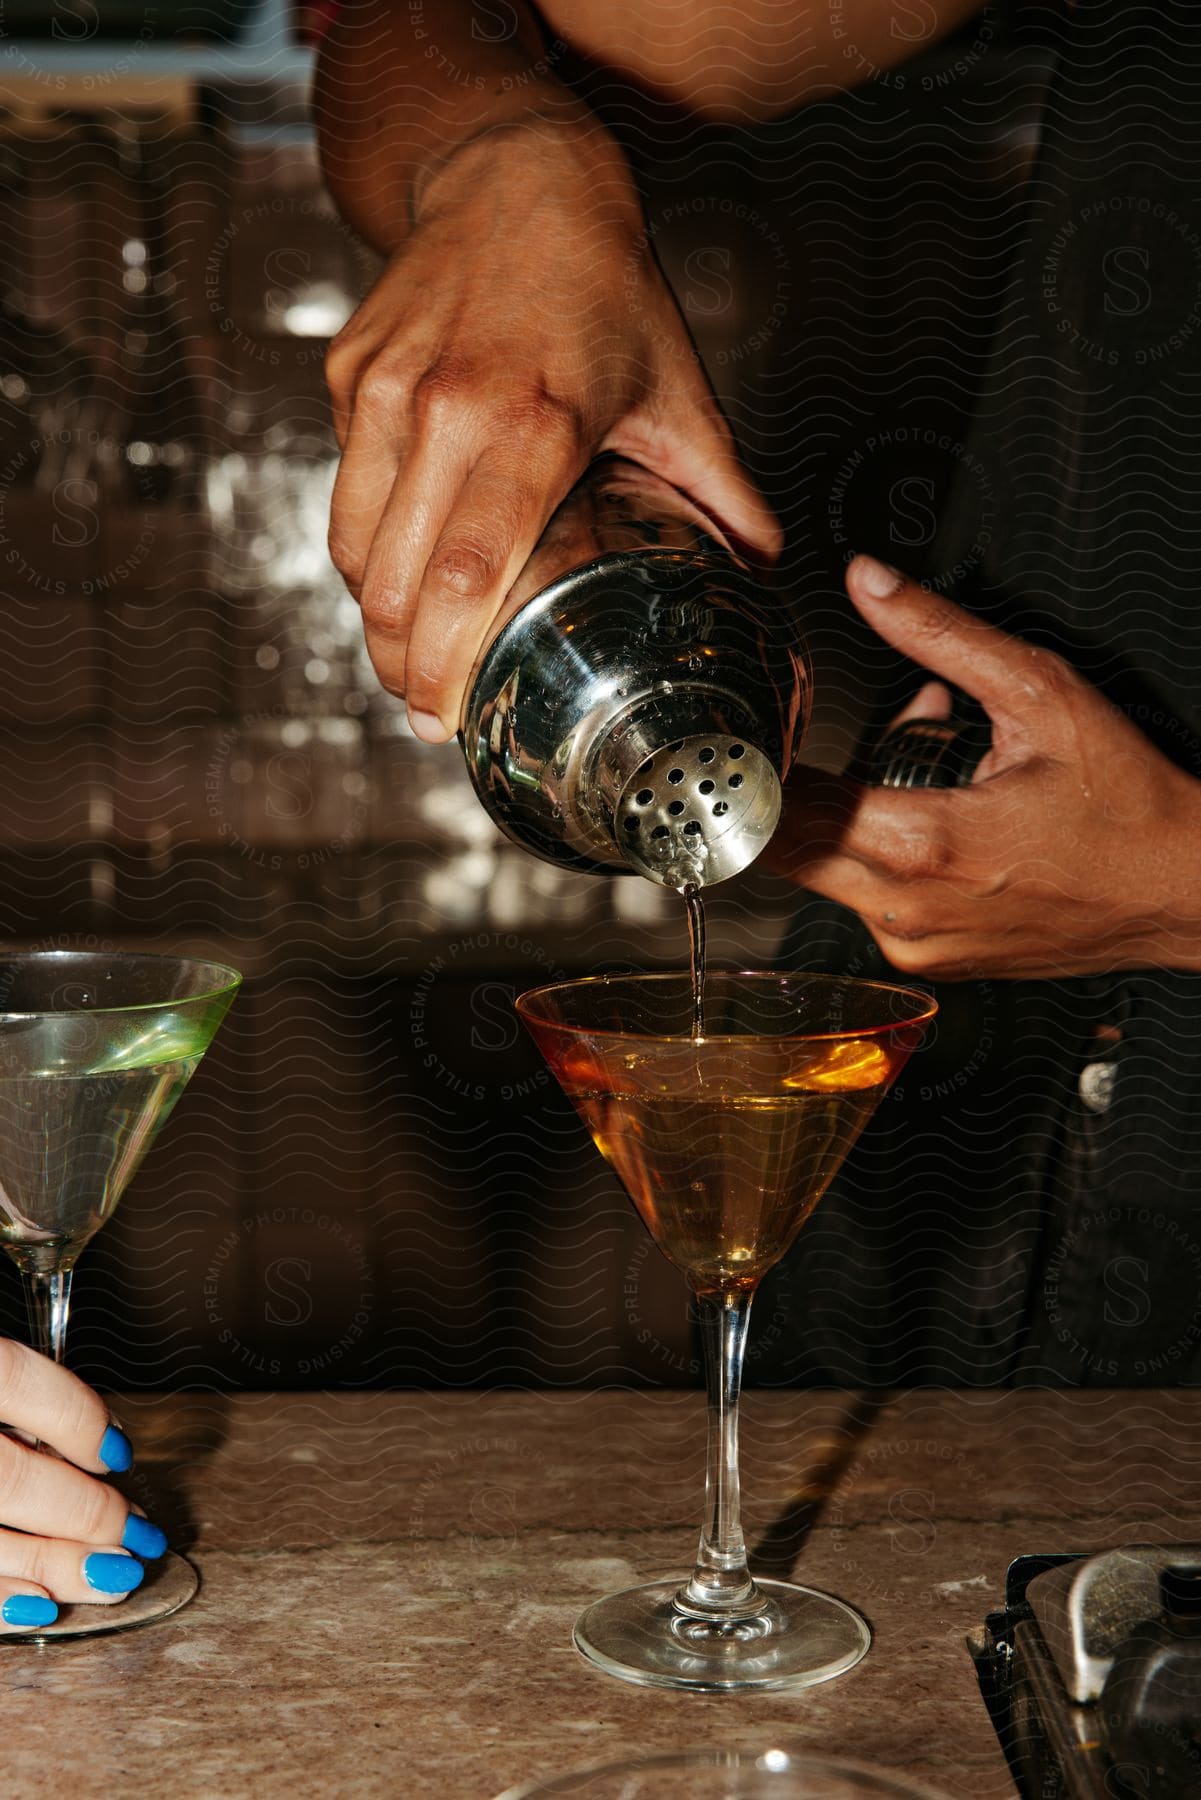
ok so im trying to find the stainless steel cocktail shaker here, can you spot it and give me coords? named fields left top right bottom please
left=460, top=456, right=809, bottom=889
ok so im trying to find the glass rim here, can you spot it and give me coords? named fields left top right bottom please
left=0, top=950, right=243, bottom=1019
left=515, top=970, right=937, bottom=1044
left=492, top=1746, right=955, bottom=1799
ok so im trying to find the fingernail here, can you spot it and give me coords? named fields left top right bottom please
left=407, top=709, right=450, bottom=743
left=99, top=1424, right=133, bottom=1473
left=122, top=1513, right=168, bottom=1560
left=84, top=1553, right=145, bottom=1595
left=3, top=1594, right=58, bottom=1628
left=853, top=555, right=905, bottom=598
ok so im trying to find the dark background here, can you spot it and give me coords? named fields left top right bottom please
left=0, top=0, right=1044, bottom=1388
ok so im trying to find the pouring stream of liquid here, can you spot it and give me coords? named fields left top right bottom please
left=681, top=884, right=706, bottom=1040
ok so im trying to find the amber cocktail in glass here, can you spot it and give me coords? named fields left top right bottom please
left=518, top=972, right=935, bottom=1692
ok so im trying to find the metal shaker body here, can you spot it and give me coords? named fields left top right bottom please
left=460, top=456, right=809, bottom=887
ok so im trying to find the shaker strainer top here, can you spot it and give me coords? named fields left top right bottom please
left=616, top=734, right=782, bottom=888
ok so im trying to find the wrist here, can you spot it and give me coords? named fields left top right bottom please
left=417, top=111, right=643, bottom=243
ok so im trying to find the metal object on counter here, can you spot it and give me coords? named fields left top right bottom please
left=970, top=1547, right=1201, bottom=1798
left=461, top=455, right=809, bottom=889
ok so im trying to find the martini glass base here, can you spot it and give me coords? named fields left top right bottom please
left=573, top=1576, right=870, bottom=1692
left=1, top=1551, right=198, bottom=1644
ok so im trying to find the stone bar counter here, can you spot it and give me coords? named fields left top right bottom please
left=2, top=1390, right=1198, bottom=1796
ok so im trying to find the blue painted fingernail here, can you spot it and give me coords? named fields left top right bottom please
left=99, top=1425, right=133, bottom=1473
left=84, top=1554, right=144, bottom=1595
left=122, top=1513, right=168, bottom=1560
left=3, top=1594, right=58, bottom=1628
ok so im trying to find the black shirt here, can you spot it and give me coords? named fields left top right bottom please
left=773, top=0, right=1201, bottom=1387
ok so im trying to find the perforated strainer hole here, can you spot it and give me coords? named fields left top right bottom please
left=616, top=736, right=780, bottom=887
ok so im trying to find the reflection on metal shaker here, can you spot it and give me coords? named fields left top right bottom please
left=460, top=455, right=810, bottom=889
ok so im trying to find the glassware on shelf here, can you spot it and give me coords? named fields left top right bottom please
left=0, top=950, right=240, bottom=1641
left=0, top=137, right=95, bottom=484
left=0, top=136, right=107, bottom=513
left=516, top=972, right=936, bottom=1692
left=95, top=140, right=207, bottom=509
left=0, top=294, right=98, bottom=491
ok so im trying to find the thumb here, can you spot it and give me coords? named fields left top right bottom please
left=612, top=377, right=783, bottom=568
left=845, top=555, right=1043, bottom=722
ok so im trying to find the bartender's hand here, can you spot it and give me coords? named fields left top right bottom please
left=324, top=124, right=779, bottom=743
left=773, top=555, right=1201, bottom=979
left=0, top=1340, right=166, bottom=1629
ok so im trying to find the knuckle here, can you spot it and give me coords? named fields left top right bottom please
left=403, top=636, right=462, bottom=708
left=915, top=832, right=953, bottom=880
left=914, top=599, right=956, bottom=645
left=1023, top=647, right=1076, bottom=704
left=501, top=387, right=587, bottom=445
left=0, top=1337, right=24, bottom=1403
left=411, top=355, right=477, bottom=422
left=327, top=533, right=365, bottom=596
left=359, top=584, right=409, bottom=643
left=326, top=518, right=354, bottom=573
left=890, top=807, right=952, bottom=879
left=354, top=360, right=405, bottom=418
left=69, top=1478, right=115, bottom=1545
left=884, top=832, right=946, bottom=882
left=28, top=1543, right=59, bottom=1593
left=323, top=332, right=357, bottom=394
left=426, top=540, right=496, bottom=602
left=0, top=1443, right=29, bottom=1517
left=57, top=1381, right=100, bottom=1451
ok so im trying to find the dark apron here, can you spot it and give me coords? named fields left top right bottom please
left=770, top=0, right=1201, bottom=1388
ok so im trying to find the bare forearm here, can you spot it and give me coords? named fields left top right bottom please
left=539, top=0, right=990, bottom=120
left=314, top=0, right=618, bottom=252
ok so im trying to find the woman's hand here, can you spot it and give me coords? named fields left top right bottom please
left=772, top=556, right=1201, bottom=980
left=0, top=1340, right=166, bottom=1631
left=323, top=123, right=780, bottom=742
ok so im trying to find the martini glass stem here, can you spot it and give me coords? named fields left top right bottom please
left=679, top=1288, right=760, bottom=1617
left=27, top=1268, right=73, bottom=1365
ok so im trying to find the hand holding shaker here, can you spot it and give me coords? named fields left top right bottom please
left=460, top=456, right=810, bottom=889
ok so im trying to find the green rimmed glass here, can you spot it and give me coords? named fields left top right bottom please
left=0, top=950, right=241, bottom=1642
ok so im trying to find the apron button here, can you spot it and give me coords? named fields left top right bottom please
left=1079, top=1060, right=1117, bottom=1113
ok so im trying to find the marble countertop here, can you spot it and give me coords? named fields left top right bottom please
left=3, top=1388, right=1198, bottom=1797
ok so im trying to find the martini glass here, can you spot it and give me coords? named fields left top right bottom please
left=494, top=1747, right=957, bottom=1798
left=0, top=950, right=241, bottom=1640
left=516, top=972, right=935, bottom=1692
